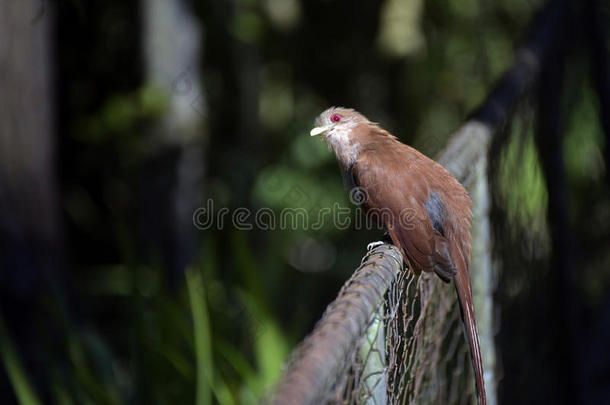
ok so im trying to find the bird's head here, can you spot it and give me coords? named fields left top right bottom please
left=310, top=107, right=370, bottom=167
left=310, top=107, right=367, bottom=138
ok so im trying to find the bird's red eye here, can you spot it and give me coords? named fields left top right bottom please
left=330, top=114, right=342, bottom=123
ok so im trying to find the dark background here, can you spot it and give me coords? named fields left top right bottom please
left=1, top=0, right=609, bottom=403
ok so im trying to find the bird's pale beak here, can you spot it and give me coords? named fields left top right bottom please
left=310, top=124, right=332, bottom=136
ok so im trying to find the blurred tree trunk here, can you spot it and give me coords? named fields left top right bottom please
left=139, top=0, right=206, bottom=284
left=536, top=32, right=579, bottom=405
left=0, top=0, right=60, bottom=401
left=200, top=0, right=263, bottom=204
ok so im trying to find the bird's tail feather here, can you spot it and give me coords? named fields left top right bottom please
left=454, top=268, right=487, bottom=405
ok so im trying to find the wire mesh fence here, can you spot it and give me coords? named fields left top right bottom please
left=385, top=267, right=475, bottom=405
left=270, top=244, right=475, bottom=405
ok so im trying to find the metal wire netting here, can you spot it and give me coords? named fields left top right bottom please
left=384, top=269, right=475, bottom=405
left=324, top=269, right=473, bottom=404
left=270, top=245, right=475, bottom=405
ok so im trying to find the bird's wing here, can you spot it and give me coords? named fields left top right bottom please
left=353, top=146, right=456, bottom=281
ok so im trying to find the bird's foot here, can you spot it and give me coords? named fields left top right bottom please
left=367, top=232, right=393, bottom=251
left=367, top=241, right=386, bottom=251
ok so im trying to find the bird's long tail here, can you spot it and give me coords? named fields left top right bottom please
left=454, top=264, right=487, bottom=405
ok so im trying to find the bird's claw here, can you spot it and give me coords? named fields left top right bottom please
left=367, top=241, right=385, bottom=251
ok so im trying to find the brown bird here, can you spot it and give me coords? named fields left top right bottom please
left=311, top=107, right=486, bottom=404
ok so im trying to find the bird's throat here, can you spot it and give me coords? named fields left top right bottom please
left=326, top=128, right=360, bottom=168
